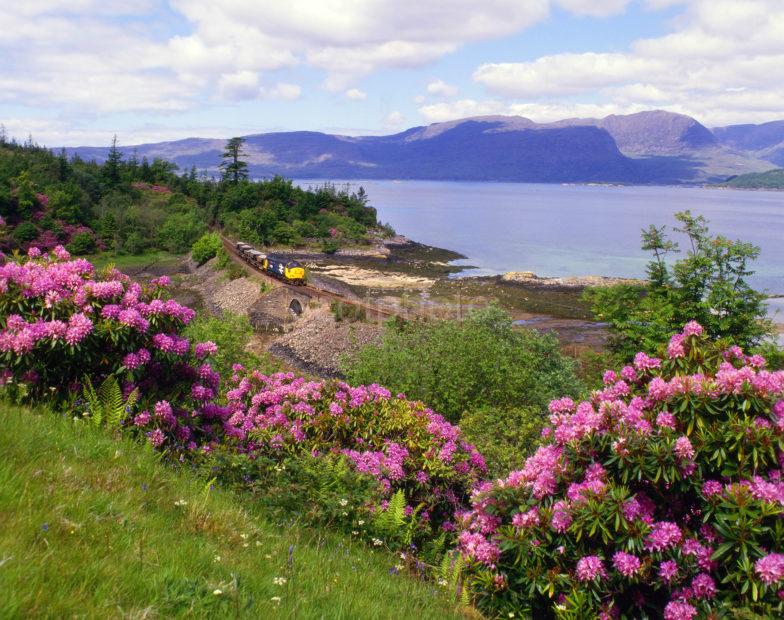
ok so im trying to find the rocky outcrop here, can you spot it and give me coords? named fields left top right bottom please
left=500, top=271, right=644, bottom=289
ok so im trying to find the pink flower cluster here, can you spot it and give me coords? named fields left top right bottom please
left=576, top=555, right=607, bottom=582
left=755, top=553, right=784, bottom=585
left=459, top=323, right=784, bottom=617
left=131, top=182, right=172, bottom=194
left=0, top=249, right=220, bottom=443
left=222, top=369, right=486, bottom=529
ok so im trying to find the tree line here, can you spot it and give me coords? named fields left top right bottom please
left=0, top=132, right=381, bottom=256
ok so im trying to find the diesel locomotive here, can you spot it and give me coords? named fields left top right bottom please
left=235, top=242, right=306, bottom=285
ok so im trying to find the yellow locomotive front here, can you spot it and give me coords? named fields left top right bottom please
left=284, top=262, right=305, bottom=283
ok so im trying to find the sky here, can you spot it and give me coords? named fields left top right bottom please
left=1, top=0, right=783, bottom=146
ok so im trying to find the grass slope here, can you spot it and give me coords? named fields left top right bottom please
left=721, top=168, right=784, bottom=189
left=0, top=405, right=466, bottom=619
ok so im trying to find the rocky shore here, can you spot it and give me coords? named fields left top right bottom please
left=499, top=271, right=645, bottom=289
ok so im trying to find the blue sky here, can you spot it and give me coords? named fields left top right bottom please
left=1, top=1, right=782, bottom=146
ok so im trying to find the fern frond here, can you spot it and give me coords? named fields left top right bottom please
left=82, top=376, right=102, bottom=426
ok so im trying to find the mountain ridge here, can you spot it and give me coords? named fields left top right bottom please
left=65, top=111, right=780, bottom=185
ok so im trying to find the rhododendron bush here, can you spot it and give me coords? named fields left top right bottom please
left=0, top=247, right=226, bottom=449
left=215, top=368, right=487, bottom=535
left=460, top=323, right=783, bottom=618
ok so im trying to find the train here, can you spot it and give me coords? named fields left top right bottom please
left=235, top=241, right=306, bottom=285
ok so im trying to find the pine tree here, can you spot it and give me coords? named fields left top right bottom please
left=220, top=137, right=248, bottom=184
left=126, top=149, right=139, bottom=181
left=104, top=135, right=123, bottom=186
left=57, top=148, right=70, bottom=182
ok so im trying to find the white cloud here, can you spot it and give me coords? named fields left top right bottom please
left=474, top=53, right=663, bottom=97
left=345, top=88, right=367, bottom=101
left=216, top=73, right=301, bottom=102
left=644, top=0, right=688, bottom=8
left=266, top=83, right=302, bottom=101
left=426, top=79, right=459, bottom=97
left=383, top=110, right=406, bottom=129
left=418, top=99, right=508, bottom=123
left=418, top=98, right=651, bottom=124
left=0, top=117, right=251, bottom=147
left=217, top=71, right=261, bottom=101
left=555, top=0, right=630, bottom=17
left=0, top=0, right=649, bottom=123
left=0, top=1, right=560, bottom=115
left=171, top=0, right=553, bottom=88
left=470, top=0, right=784, bottom=126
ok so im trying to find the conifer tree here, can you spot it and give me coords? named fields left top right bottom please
left=220, top=137, right=248, bottom=184
left=104, top=135, right=123, bottom=186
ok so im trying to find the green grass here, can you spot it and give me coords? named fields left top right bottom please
left=0, top=405, right=467, bottom=619
left=85, top=250, right=182, bottom=272
left=720, top=168, right=784, bottom=189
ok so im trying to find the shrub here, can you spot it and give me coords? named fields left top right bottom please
left=459, top=322, right=784, bottom=619
left=460, top=405, right=545, bottom=478
left=586, top=211, right=773, bottom=359
left=321, top=239, right=339, bottom=254
left=158, top=211, right=207, bottom=254
left=0, top=247, right=226, bottom=450
left=214, top=370, right=487, bottom=541
left=123, top=231, right=149, bottom=255
left=12, top=222, right=37, bottom=243
left=343, top=305, right=581, bottom=423
left=213, top=247, right=245, bottom=280
left=184, top=311, right=268, bottom=378
left=191, top=232, right=222, bottom=266
left=330, top=301, right=366, bottom=323
left=66, top=231, right=96, bottom=255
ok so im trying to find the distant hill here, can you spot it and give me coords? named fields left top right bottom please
left=713, top=120, right=784, bottom=167
left=66, top=111, right=780, bottom=185
left=550, top=110, right=718, bottom=155
left=719, top=168, right=784, bottom=189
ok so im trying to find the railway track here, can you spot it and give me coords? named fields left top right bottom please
left=220, top=235, right=411, bottom=321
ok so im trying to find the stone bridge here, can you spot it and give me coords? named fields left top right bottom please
left=247, top=286, right=313, bottom=331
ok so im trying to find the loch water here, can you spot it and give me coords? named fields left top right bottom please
left=299, top=180, right=784, bottom=292
left=296, top=179, right=784, bottom=327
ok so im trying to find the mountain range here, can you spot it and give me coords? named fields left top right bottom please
left=66, top=111, right=784, bottom=185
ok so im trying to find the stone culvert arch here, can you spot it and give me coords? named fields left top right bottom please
left=288, top=298, right=304, bottom=316
left=248, top=287, right=312, bottom=331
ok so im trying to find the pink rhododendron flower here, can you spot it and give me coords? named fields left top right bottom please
left=612, top=552, right=641, bottom=577
left=576, top=556, right=607, bottom=582
left=673, top=436, right=695, bottom=460
left=667, top=333, right=686, bottom=359
left=755, top=553, right=784, bottom=585
left=663, top=601, right=697, bottom=620
left=701, top=480, right=723, bottom=497
left=691, top=573, right=716, bottom=599
left=659, top=560, right=679, bottom=584
left=194, top=341, right=218, bottom=358
left=645, top=521, right=682, bottom=552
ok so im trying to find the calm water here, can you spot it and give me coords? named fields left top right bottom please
left=297, top=180, right=784, bottom=298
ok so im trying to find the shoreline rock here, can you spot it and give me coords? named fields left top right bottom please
left=499, top=271, right=645, bottom=289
